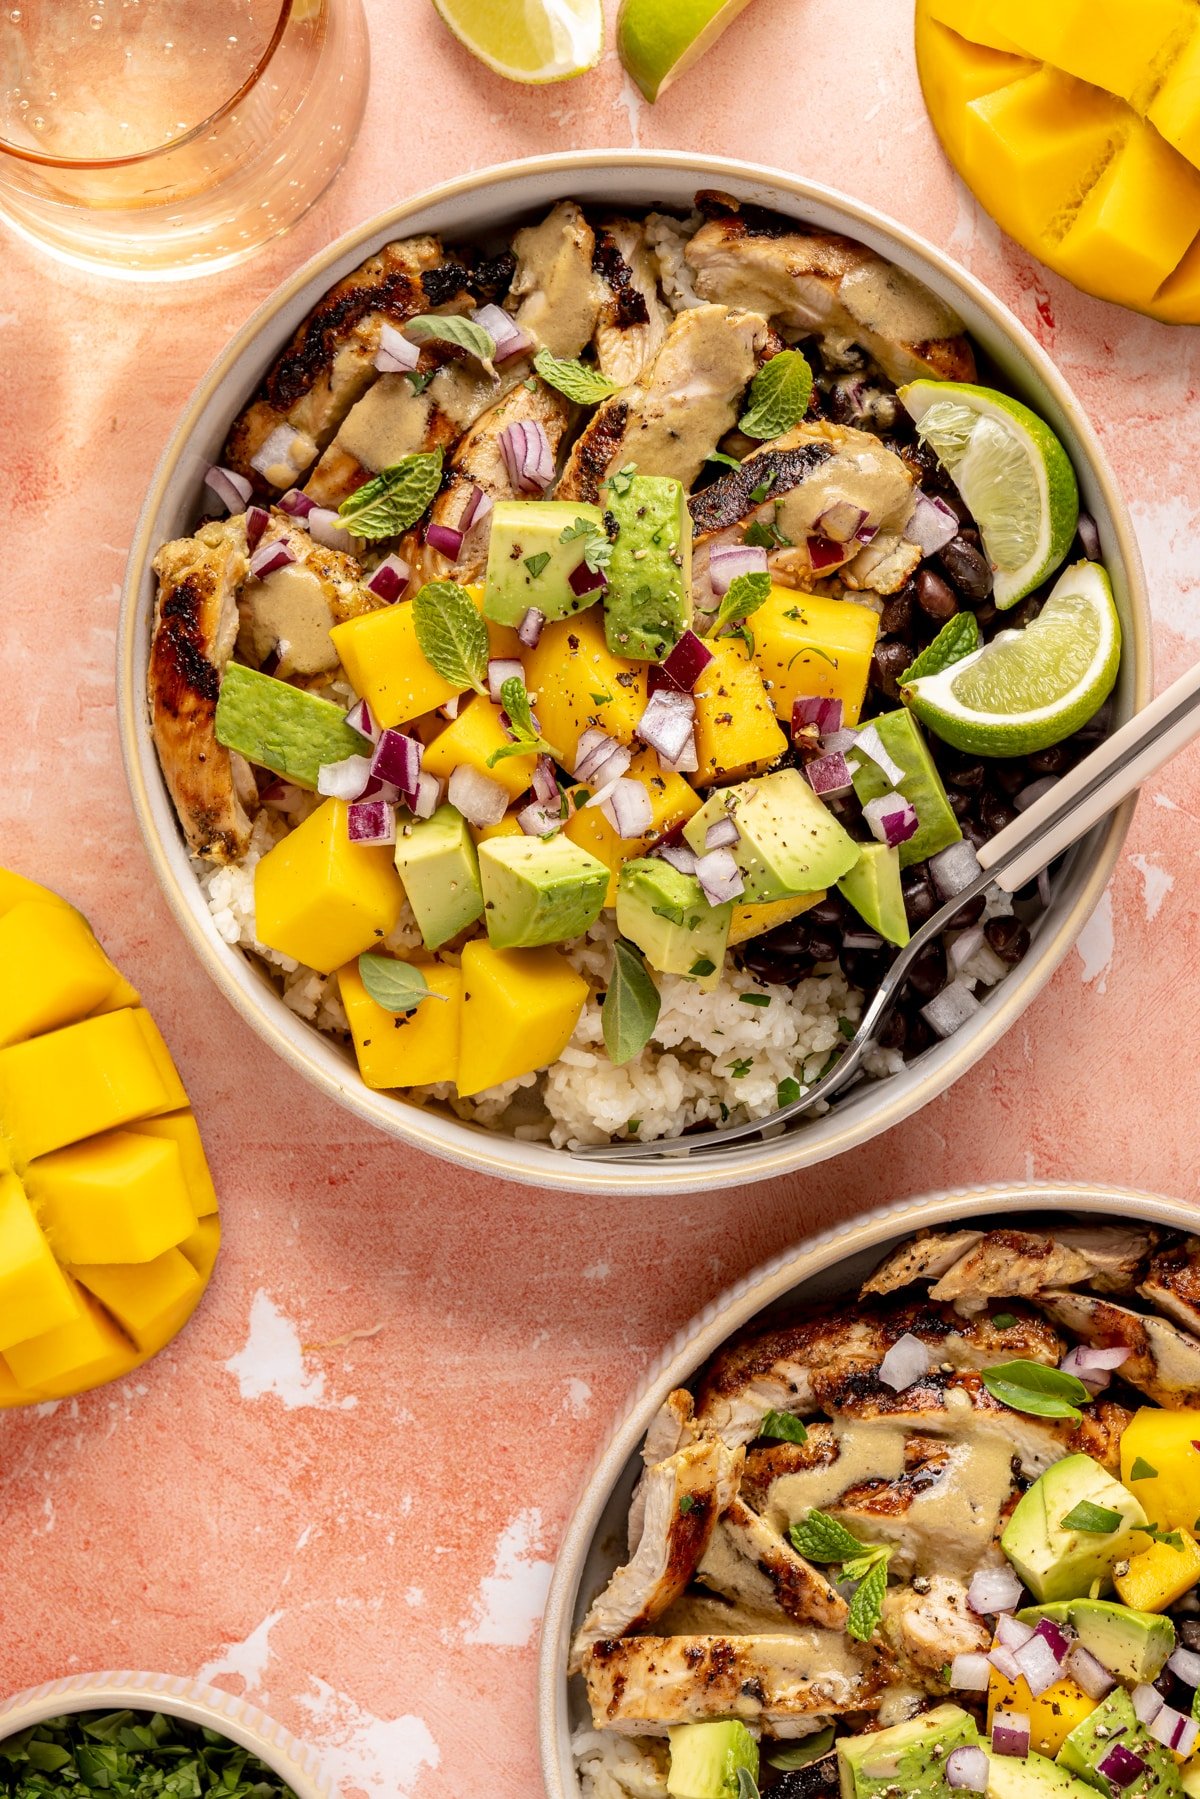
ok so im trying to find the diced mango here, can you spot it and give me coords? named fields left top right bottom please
left=126, top=1112, right=218, bottom=1217
left=0, top=869, right=72, bottom=917
left=75, top=1248, right=205, bottom=1357
left=0, top=1355, right=26, bottom=1405
left=728, top=892, right=826, bottom=947
left=1115, top=1528, right=1200, bottom=1612
left=752, top=587, right=879, bottom=729
left=4, top=1277, right=136, bottom=1396
left=923, top=0, right=1028, bottom=54
left=1183, top=1760, right=1200, bottom=1799
left=0, top=1007, right=183, bottom=1161
left=0, top=1169, right=80, bottom=1351
left=421, top=696, right=539, bottom=803
left=26, top=1130, right=197, bottom=1265
left=988, top=0, right=1192, bottom=104
left=691, top=640, right=787, bottom=784
left=987, top=1666, right=1096, bottom=1758
left=329, top=584, right=520, bottom=729
left=1058, top=124, right=1200, bottom=308
left=0, top=901, right=128, bottom=1048
left=1149, top=29, right=1200, bottom=172
left=522, top=610, right=646, bottom=765
left=179, top=1215, right=221, bottom=1282
left=565, top=750, right=702, bottom=905
left=457, top=940, right=588, bottom=1097
left=1121, top=1410, right=1200, bottom=1535
left=337, top=960, right=462, bottom=1089
left=254, top=797, right=406, bottom=975
left=472, top=811, right=525, bottom=844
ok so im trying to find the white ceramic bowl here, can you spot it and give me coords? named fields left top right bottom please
left=118, top=152, right=1152, bottom=1195
left=0, top=1670, right=330, bottom=1797
left=538, top=1181, right=1197, bottom=1798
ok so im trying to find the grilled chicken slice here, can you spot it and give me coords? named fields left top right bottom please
left=569, top=1438, right=743, bottom=1672
left=236, top=514, right=382, bottom=680
left=581, top=1632, right=890, bottom=1733
left=882, top=1576, right=990, bottom=1675
left=558, top=305, right=774, bottom=501
left=509, top=200, right=601, bottom=359
left=150, top=518, right=257, bottom=863
left=630, top=1390, right=700, bottom=1551
left=593, top=217, right=670, bottom=387
left=225, top=236, right=473, bottom=489
left=693, top=1301, right=1063, bottom=1446
left=1140, top=1238, right=1200, bottom=1336
left=929, top=1228, right=1154, bottom=1311
left=1039, top=1291, right=1200, bottom=1409
left=862, top=1231, right=986, bottom=1298
left=696, top=1498, right=849, bottom=1631
left=740, top=1428, right=841, bottom=1513
left=684, top=194, right=976, bottom=387
left=302, top=368, right=465, bottom=509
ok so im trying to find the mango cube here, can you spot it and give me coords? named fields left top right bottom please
left=472, top=812, right=525, bottom=844
left=4, top=1277, right=136, bottom=1396
left=0, top=900, right=129, bottom=1048
left=421, top=696, right=539, bottom=803
left=75, top=1248, right=205, bottom=1356
left=26, top=1130, right=197, bottom=1265
left=565, top=750, right=701, bottom=905
left=0, top=1007, right=183, bottom=1160
left=0, top=1169, right=80, bottom=1351
left=330, top=584, right=520, bottom=728
left=126, top=1112, right=218, bottom=1217
left=1121, top=1408, right=1200, bottom=1534
left=1115, top=1528, right=1200, bottom=1613
left=1058, top=125, right=1200, bottom=309
left=989, top=0, right=1192, bottom=103
left=179, top=1216, right=221, bottom=1282
left=522, top=611, right=646, bottom=764
left=457, top=940, right=588, bottom=1096
left=728, top=892, right=826, bottom=947
left=337, top=960, right=462, bottom=1089
left=691, top=640, right=787, bottom=784
left=255, top=797, right=406, bottom=974
left=752, top=587, right=879, bottom=729
left=987, top=1666, right=1096, bottom=1758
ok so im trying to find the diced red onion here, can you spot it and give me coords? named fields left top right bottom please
left=374, top=321, right=421, bottom=374
left=601, top=779, right=654, bottom=841
left=949, top=1653, right=992, bottom=1694
left=1059, top=1344, right=1129, bottom=1394
left=367, top=554, right=410, bottom=603
left=411, top=771, right=444, bottom=820
left=1169, top=1646, right=1200, bottom=1689
left=250, top=425, right=306, bottom=486
left=823, top=727, right=858, bottom=756
left=518, top=607, right=545, bottom=649
left=1013, top=1631, right=1063, bottom=1697
left=472, top=303, right=531, bottom=363
left=575, top=729, right=630, bottom=787
left=345, top=698, right=379, bottom=744
left=448, top=764, right=507, bottom=828
left=930, top=839, right=983, bottom=899
left=1149, top=1704, right=1197, bottom=1755
left=1175, top=1716, right=1199, bottom=1759
left=500, top=420, right=555, bottom=494
left=1015, top=776, right=1059, bottom=812
left=660, top=630, right=714, bottom=693
left=583, top=762, right=635, bottom=809
left=863, top=794, right=919, bottom=848
left=995, top=1616, right=1036, bottom=1651
left=359, top=775, right=399, bottom=804
left=854, top=723, right=907, bottom=787
left=242, top=505, right=269, bottom=551
left=636, top=691, right=697, bottom=766
left=458, top=483, right=493, bottom=537
left=1097, top=1746, right=1147, bottom=1790
left=659, top=731, right=698, bottom=774
left=307, top=506, right=358, bottom=553
left=278, top=487, right=315, bottom=518
left=249, top=537, right=297, bottom=581
left=695, top=846, right=744, bottom=905
left=807, top=533, right=847, bottom=572
left=1078, top=511, right=1101, bottom=560
left=1033, top=1619, right=1072, bottom=1663
left=967, top=1566, right=1023, bottom=1616
left=487, top=657, right=525, bottom=704
left=906, top=491, right=961, bottom=556
left=518, top=800, right=562, bottom=837
left=427, top=521, right=464, bottom=560
left=317, top=753, right=374, bottom=801
left=856, top=521, right=879, bottom=545
left=990, top=1713, right=1031, bottom=1759
left=371, top=729, right=423, bottom=800
left=878, top=1332, right=931, bottom=1392
left=945, top=1746, right=989, bottom=1792
left=658, top=843, right=699, bottom=876
left=988, top=1645, right=1022, bottom=1684
left=532, top=755, right=559, bottom=808
left=569, top=559, right=607, bottom=597
left=793, top=696, right=844, bottom=738
left=950, top=925, right=986, bottom=974
left=346, top=800, right=396, bottom=845
left=709, top=542, right=769, bottom=596
left=923, top=980, right=983, bottom=1039
left=1133, top=1685, right=1164, bottom=1725
left=204, top=464, right=254, bottom=513
left=705, top=816, right=740, bottom=852
left=817, top=501, right=870, bottom=544
left=806, top=752, right=854, bottom=799
left=438, top=694, right=463, bottom=722
left=1065, top=1644, right=1116, bottom=1702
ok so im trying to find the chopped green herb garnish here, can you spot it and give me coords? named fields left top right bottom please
left=524, top=551, right=551, bottom=579
left=405, top=311, right=498, bottom=371
left=740, top=992, right=771, bottom=1007
left=589, top=691, right=613, bottom=706
left=1129, top=1457, right=1158, bottom=1481
left=486, top=675, right=562, bottom=766
left=790, top=1509, right=893, bottom=1642
left=706, top=449, right=743, bottom=472
left=678, top=1493, right=696, bottom=1515
left=760, top=1410, right=808, bottom=1443
left=992, top=1313, right=1019, bottom=1331
left=602, top=938, right=661, bottom=1066
left=728, top=1056, right=754, bottom=1078
left=1061, top=1501, right=1124, bottom=1534
left=338, top=448, right=444, bottom=539
left=606, top=462, right=637, bottom=498
left=357, top=954, right=447, bottom=1015
left=407, top=368, right=434, bottom=395
left=0, top=1709, right=300, bottom=1797
left=711, top=570, right=771, bottom=640
left=690, top=957, right=716, bottom=977
left=777, top=1077, right=802, bottom=1107
left=748, top=470, right=778, bottom=505
left=838, top=1015, right=855, bottom=1040
left=980, top=1359, right=1088, bottom=1423
left=768, top=1729, right=834, bottom=1772
left=411, top=578, right=489, bottom=693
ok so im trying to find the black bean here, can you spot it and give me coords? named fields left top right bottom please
left=841, top=949, right=889, bottom=990
left=871, top=640, right=912, bottom=700
left=940, top=492, right=973, bottom=526
left=937, top=535, right=994, bottom=602
left=973, top=601, right=999, bottom=632
left=806, top=927, right=843, bottom=963
left=878, top=1009, right=908, bottom=1052
left=947, top=891, right=986, bottom=926
left=985, top=916, right=1031, bottom=965
left=739, top=949, right=803, bottom=985
left=980, top=792, right=1020, bottom=835
left=992, top=764, right=1027, bottom=796
left=949, top=791, right=974, bottom=821
left=902, top=868, right=938, bottom=924
left=1028, top=743, right=1069, bottom=775
left=916, top=568, right=958, bottom=620
left=1178, top=1620, right=1200, bottom=1652
left=905, top=1011, right=936, bottom=1054
left=906, top=941, right=947, bottom=1000
left=943, top=753, right=987, bottom=791
left=960, top=817, right=990, bottom=853
left=894, top=440, right=941, bottom=487
left=880, top=588, right=915, bottom=636
left=806, top=897, right=845, bottom=927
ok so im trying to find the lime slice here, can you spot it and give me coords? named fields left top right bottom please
left=900, top=380, right=1079, bottom=610
left=617, top=0, right=756, bottom=101
left=431, top=0, right=603, bottom=82
left=902, top=561, right=1120, bottom=757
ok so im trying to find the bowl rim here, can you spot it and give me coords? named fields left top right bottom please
left=0, top=1669, right=331, bottom=1797
left=536, top=1180, right=1198, bottom=1799
left=117, top=149, right=1152, bottom=1196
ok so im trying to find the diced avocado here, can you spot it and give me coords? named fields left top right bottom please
left=837, top=1704, right=978, bottom=1799
left=478, top=834, right=608, bottom=950
left=684, top=769, right=860, bottom=903
left=987, top=1751, right=1098, bottom=1799
left=837, top=843, right=910, bottom=947
left=616, top=858, right=733, bottom=985
left=603, top=473, right=692, bottom=661
left=1057, top=1687, right=1184, bottom=1799
left=482, top=500, right=606, bottom=628
left=393, top=804, right=484, bottom=951
left=1001, top=1455, right=1148, bottom=1604
left=667, top=1722, right=759, bottom=1799
left=850, top=709, right=962, bottom=868
left=1018, top=1599, right=1175, bottom=1683
left=214, top=663, right=370, bottom=790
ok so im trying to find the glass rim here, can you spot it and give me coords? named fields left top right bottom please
left=0, top=0, right=296, bottom=170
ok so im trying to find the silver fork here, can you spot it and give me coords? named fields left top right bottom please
left=574, top=656, right=1200, bottom=1165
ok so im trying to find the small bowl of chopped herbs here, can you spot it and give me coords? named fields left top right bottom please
left=0, top=1673, right=329, bottom=1799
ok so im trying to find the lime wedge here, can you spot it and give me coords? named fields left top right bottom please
left=900, top=380, right=1079, bottom=610
left=617, top=0, right=757, bottom=101
left=902, top=561, right=1121, bottom=757
left=431, top=0, right=603, bottom=82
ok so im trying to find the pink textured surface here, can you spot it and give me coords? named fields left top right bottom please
left=1, top=0, right=1199, bottom=1793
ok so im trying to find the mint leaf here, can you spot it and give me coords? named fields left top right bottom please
left=1129, top=1457, right=1158, bottom=1481
left=900, top=611, right=981, bottom=685
left=404, top=312, right=498, bottom=371
left=760, top=1410, right=808, bottom=1443
left=1060, top=1501, right=1123, bottom=1534
left=602, top=939, right=661, bottom=1066
left=338, top=448, right=444, bottom=539
left=739, top=350, right=814, bottom=439
left=486, top=675, right=561, bottom=766
left=789, top=1508, right=870, bottom=1564
left=706, top=449, right=743, bottom=472
left=412, top=579, right=489, bottom=694
left=736, top=1768, right=762, bottom=1799
left=769, top=1728, right=834, bottom=1772
left=981, top=1359, right=1088, bottom=1423
left=847, top=1555, right=890, bottom=1642
left=357, top=954, right=446, bottom=1014
left=712, top=570, right=772, bottom=639
left=533, top=347, right=620, bottom=404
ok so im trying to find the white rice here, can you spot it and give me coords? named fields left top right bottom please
left=573, top=1730, right=668, bottom=1799
left=644, top=211, right=703, bottom=311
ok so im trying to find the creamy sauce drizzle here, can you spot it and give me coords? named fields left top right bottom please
left=241, top=562, right=338, bottom=678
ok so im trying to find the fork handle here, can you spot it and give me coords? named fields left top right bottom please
left=978, top=659, right=1200, bottom=892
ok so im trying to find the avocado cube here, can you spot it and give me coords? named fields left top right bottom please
left=1057, top=1687, right=1183, bottom=1799
left=684, top=768, right=859, bottom=903
left=837, top=1704, right=978, bottom=1799
left=604, top=474, right=692, bottom=661
left=838, top=843, right=910, bottom=947
left=478, top=835, right=609, bottom=950
left=1001, top=1454, right=1148, bottom=1603
left=214, top=663, right=371, bottom=790
left=393, top=805, right=484, bottom=952
left=616, top=859, right=733, bottom=986
left=1017, top=1599, right=1175, bottom=1684
left=987, top=1751, right=1098, bottom=1799
left=667, top=1722, right=759, bottom=1799
left=850, top=709, right=962, bottom=868
left=483, top=500, right=606, bottom=628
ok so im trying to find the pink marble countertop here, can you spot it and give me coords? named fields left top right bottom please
left=3, top=1, right=1200, bottom=1792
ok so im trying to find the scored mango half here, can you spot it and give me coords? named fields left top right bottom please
left=0, top=870, right=219, bottom=1405
left=916, top=0, right=1200, bottom=322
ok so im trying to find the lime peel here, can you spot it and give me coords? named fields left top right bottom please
left=617, top=0, right=757, bottom=102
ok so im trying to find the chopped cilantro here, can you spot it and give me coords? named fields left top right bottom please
left=1129, top=1457, right=1158, bottom=1480
left=740, top=992, right=771, bottom=1007
left=690, top=957, right=716, bottom=977
left=678, top=1493, right=696, bottom=1515
left=992, top=1313, right=1019, bottom=1331
left=728, top=1056, right=754, bottom=1078
left=524, top=552, right=551, bottom=579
